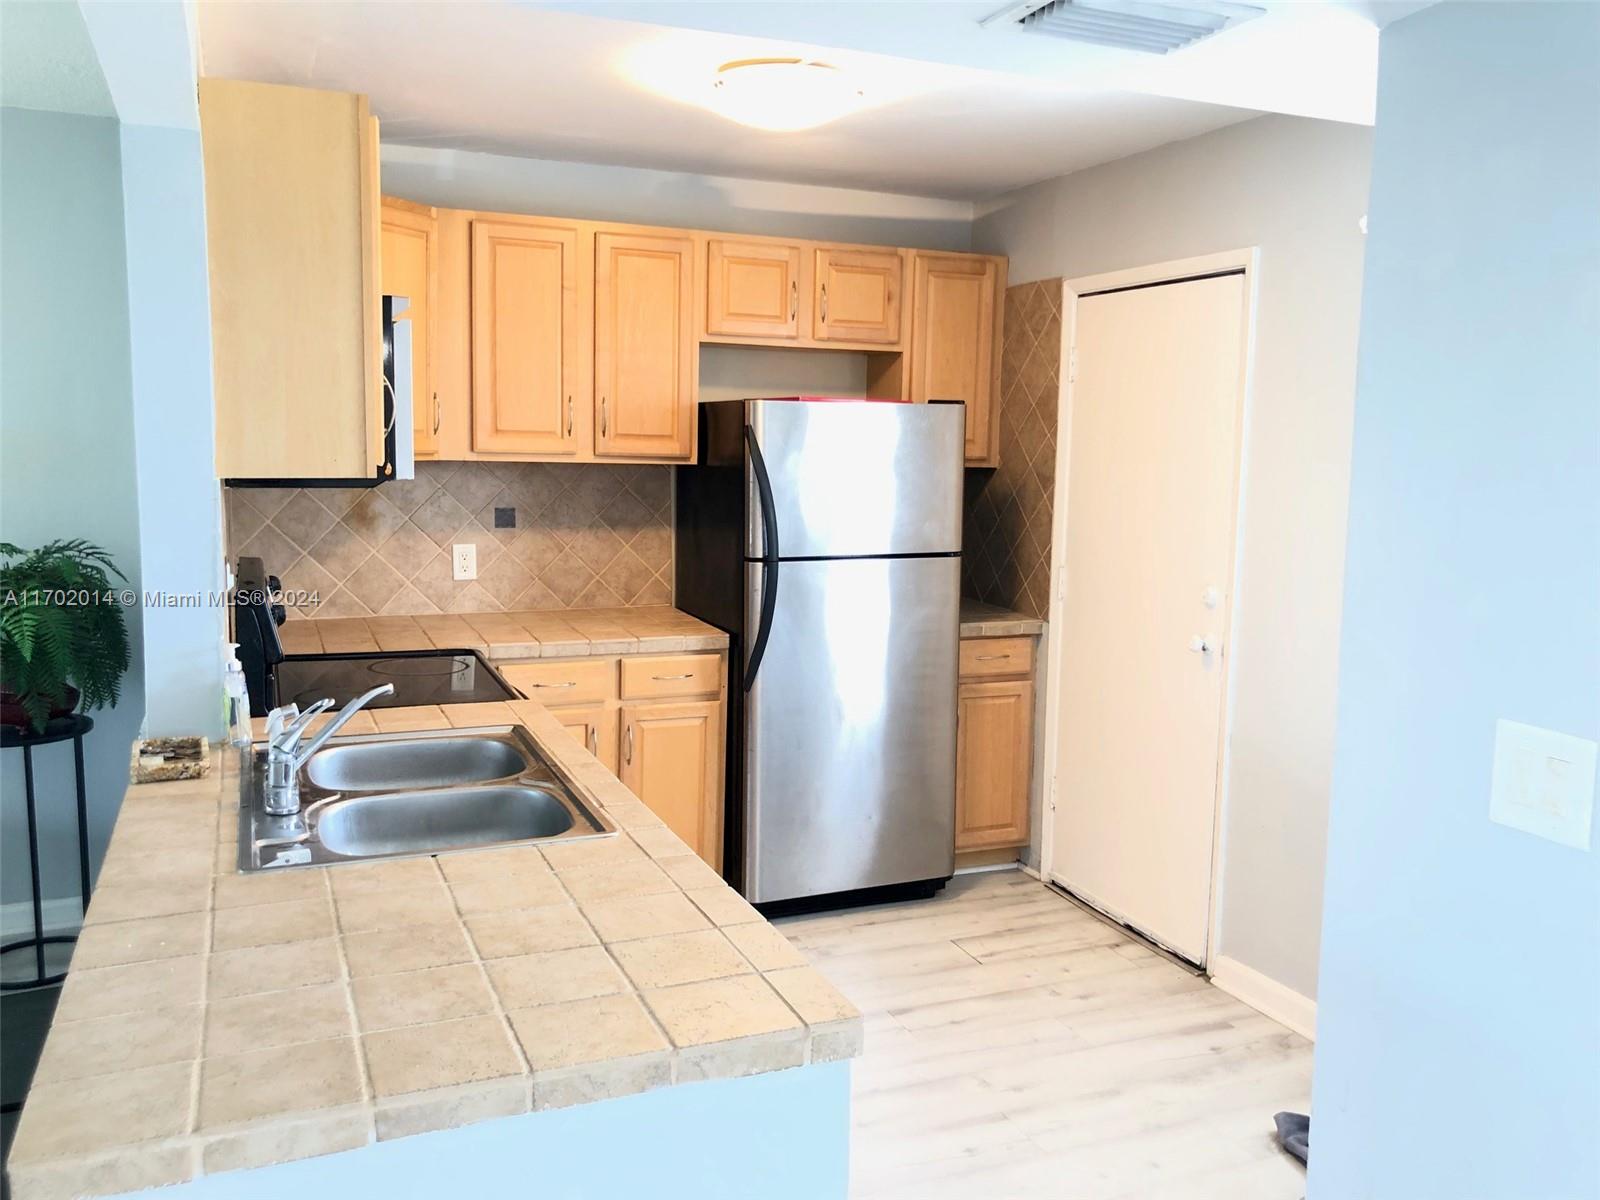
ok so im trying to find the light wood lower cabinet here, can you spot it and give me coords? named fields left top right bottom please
left=619, top=699, right=724, bottom=867
left=954, top=636, right=1036, bottom=852
left=498, top=651, right=726, bottom=869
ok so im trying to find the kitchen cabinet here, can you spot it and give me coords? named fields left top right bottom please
left=554, top=703, right=619, bottom=774
left=620, top=699, right=724, bottom=867
left=910, top=252, right=1005, bottom=465
left=382, top=198, right=439, bottom=459
left=813, top=247, right=904, bottom=345
left=954, top=635, right=1036, bottom=852
left=706, top=239, right=803, bottom=340
left=594, top=231, right=696, bottom=460
left=470, top=218, right=587, bottom=456
left=499, top=651, right=727, bottom=868
left=201, top=78, right=382, bottom=479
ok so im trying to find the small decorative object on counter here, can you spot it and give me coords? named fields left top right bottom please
left=0, top=539, right=131, bottom=732
left=131, top=735, right=211, bottom=784
left=223, top=641, right=252, bottom=747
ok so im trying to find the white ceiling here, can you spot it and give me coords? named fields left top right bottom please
left=1, top=0, right=114, bottom=118
left=196, top=0, right=1416, bottom=202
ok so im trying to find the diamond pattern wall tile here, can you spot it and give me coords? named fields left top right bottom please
left=224, top=462, right=676, bottom=617
left=962, top=279, right=1063, bottom=621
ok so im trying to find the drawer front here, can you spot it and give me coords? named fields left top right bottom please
left=499, top=659, right=615, bottom=706
left=958, top=636, right=1034, bottom=680
left=620, top=653, right=722, bottom=700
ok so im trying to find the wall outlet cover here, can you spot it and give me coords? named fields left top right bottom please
left=452, top=543, right=477, bottom=581
left=1489, top=719, right=1597, bottom=851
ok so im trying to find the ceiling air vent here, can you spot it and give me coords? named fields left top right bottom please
left=983, top=0, right=1265, bottom=54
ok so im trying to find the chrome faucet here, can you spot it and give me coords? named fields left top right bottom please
left=262, top=683, right=395, bottom=816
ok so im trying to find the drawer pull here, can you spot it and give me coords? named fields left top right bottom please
left=529, top=681, right=577, bottom=689
left=652, top=672, right=695, bottom=681
left=976, top=653, right=1011, bottom=662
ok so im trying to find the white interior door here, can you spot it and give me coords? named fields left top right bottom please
left=1050, top=271, right=1247, bottom=964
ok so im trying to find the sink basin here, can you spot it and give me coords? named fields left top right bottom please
left=314, top=784, right=575, bottom=858
left=305, top=736, right=528, bottom=792
left=237, top=725, right=615, bottom=872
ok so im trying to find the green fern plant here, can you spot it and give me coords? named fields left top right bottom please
left=0, top=540, right=131, bottom=733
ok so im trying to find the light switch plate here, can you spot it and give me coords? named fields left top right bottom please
left=1490, top=719, right=1597, bottom=851
left=451, top=543, right=477, bottom=581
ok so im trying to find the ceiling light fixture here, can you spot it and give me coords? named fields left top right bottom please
left=707, top=58, right=865, bottom=132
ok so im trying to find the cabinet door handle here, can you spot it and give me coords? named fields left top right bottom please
left=566, top=394, right=573, bottom=438
left=432, top=392, right=441, bottom=436
left=528, top=681, right=577, bottom=689
left=624, top=723, right=633, bottom=765
left=652, top=672, right=694, bottom=681
left=789, top=279, right=797, bottom=321
left=587, top=726, right=597, bottom=755
left=976, top=653, right=1011, bottom=662
left=820, top=283, right=828, bottom=324
left=600, top=396, right=608, bottom=438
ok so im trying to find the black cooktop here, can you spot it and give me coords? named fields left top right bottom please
left=275, top=650, right=517, bottom=711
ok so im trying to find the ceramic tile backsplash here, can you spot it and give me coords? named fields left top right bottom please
left=962, top=279, right=1062, bottom=621
left=225, top=462, right=672, bottom=617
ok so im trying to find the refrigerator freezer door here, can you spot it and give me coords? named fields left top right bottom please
left=744, top=555, right=959, bottom=903
left=745, top=400, right=965, bottom=560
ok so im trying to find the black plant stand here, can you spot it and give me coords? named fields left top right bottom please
left=1, top=715, right=93, bottom=991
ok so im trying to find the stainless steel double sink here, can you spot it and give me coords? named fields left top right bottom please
left=237, top=725, right=616, bottom=872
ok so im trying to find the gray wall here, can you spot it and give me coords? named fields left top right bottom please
left=381, top=143, right=974, bottom=250
left=974, top=113, right=1373, bottom=1002
left=0, top=107, right=144, bottom=919
left=1311, top=4, right=1599, bottom=1195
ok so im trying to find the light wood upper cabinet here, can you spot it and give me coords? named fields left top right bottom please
left=706, top=239, right=803, bottom=339
left=910, top=252, right=1005, bottom=465
left=813, top=247, right=903, bottom=345
left=955, top=677, right=1033, bottom=851
left=470, top=219, right=586, bottom=456
left=201, top=79, right=382, bottom=479
left=381, top=199, right=438, bottom=458
left=594, top=231, right=695, bottom=460
left=620, top=698, right=725, bottom=868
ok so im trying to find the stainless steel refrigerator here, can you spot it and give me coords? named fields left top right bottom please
left=676, top=399, right=964, bottom=906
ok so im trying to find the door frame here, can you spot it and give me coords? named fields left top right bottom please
left=1037, top=248, right=1260, bottom=967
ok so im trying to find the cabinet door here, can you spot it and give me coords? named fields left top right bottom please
left=594, top=232, right=695, bottom=460
left=706, top=239, right=802, bottom=339
left=202, top=79, right=382, bottom=479
left=910, top=253, right=1003, bottom=464
left=382, top=200, right=438, bottom=458
left=554, top=703, right=619, bottom=775
left=813, top=247, right=903, bottom=345
left=955, top=679, right=1033, bottom=850
left=470, top=219, right=585, bottom=455
left=619, top=699, right=724, bottom=869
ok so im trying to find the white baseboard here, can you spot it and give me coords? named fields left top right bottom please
left=1209, top=954, right=1317, bottom=1041
left=1, top=896, right=83, bottom=942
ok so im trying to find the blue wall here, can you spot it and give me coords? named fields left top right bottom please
left=148, top=1062, right=851, bottom=1200
left=0, top=107, right=145, bottom=915
left=1310, top=4, right=1600, bottom=1197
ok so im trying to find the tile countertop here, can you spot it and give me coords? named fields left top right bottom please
left=280, top=605, right=727, bottom=660
left=7, top=701, right=860, bottom=1200
left=958, top=598, right=1046, bottom=638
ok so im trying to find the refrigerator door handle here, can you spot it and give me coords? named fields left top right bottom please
left=743, top=424, right=780, bottom=692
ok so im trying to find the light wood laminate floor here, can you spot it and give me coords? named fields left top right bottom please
left=774, top=871, right=1312, bottom=1200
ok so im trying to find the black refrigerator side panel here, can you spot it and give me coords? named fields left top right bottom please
left=675, top=401, right=750, bottom=887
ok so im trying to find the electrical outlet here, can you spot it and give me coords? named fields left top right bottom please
left=1490, top=719, right=1597, bottom=850
left=451, top=543, right=477, bottom=581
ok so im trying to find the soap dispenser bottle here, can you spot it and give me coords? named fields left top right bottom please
left=223, top=642, right=252, bottom=748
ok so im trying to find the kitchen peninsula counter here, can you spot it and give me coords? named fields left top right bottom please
left=7, top=699, right=859, bottom=1200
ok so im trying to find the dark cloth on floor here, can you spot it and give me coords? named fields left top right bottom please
left=1274, top=1110, right=1310, bottom=1165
